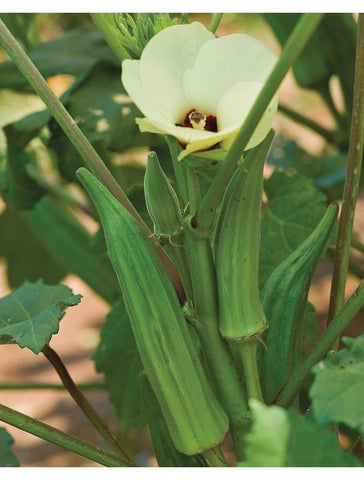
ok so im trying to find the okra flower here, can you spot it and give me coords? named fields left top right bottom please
left=122, top=22, right=278, bottom=161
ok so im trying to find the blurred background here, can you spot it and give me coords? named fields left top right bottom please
left=0, top=13, right=363, bottom=466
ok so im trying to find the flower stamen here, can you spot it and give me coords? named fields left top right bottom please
left=182, top=109, right=218, bottom=132
left=189, top=111, right=206, bottom=130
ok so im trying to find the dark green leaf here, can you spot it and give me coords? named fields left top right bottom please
left=310, top=334, right=364, bottom=437
left=0, top=13, right=39, bottom=51
left=259, top=169, right=331, bottom=288
left=268, top=137, right=348, bottom=201
left=0, top=208, right=67, bottom=289
left=93, top=299, right=147, bottom=431
left=0, top=24, right=117, bottom=89
left=0, top=280, right=81, bottom=354
left=0, top=427, right=19, bottom=467
left=140, top=372, right=208, bottom=467
left=239, top=400, right=356, bottom=466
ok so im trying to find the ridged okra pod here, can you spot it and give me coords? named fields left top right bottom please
left=260, top=203, right=338, bottom=403
left=215, top=132, right=274, bottom=340
left=144, top=152, right=193, bottom=300
left=77, top=167, right=229, bottom=456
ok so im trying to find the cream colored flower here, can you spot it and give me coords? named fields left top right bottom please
left=122, top=22, right=278, bottom=161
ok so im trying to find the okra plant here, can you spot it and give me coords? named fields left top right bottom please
left=0, top=12, right=363, bottom=467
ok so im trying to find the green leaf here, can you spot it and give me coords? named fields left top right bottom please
left=93, top=299, right=147, bottom=431
left=0, top=208, right=67, bottom=289
left=268, top=137, right=348, bottom=201
left=0, top=280, right=81, bottom=354
left=0, top=427, right=19, bottom=467
left=310, top=334, right=364, bottom=437
left=239, top=400, right=356, bottom=467
left=0, top=24, right=117, bottom=89
left=259, top=169, right=332, bottom=288
left=0, top=13, right=39, bottom=51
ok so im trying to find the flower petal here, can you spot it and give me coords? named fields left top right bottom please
left=136, top=117, right=237, bottom=160
left=184, top=34, right=277, bottom=114
left=138, top=23, right=215, bottom=124
left=121, top=60, right=168, bottom=123
left=217, top=81, right=279, bottom=150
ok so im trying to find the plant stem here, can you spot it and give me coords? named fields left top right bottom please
left=234, top=340, right=263, bottom=402
left=327, top=14, right=364, bottom=344
left=278, top=103, right=337, bottom=144
left=181, top=13, right=189, bottom=24
left=0, top=382, right=106, bottom=390
left=196, top=13, right=325, bottom=234
left=351, top=236, right=364, bottom=254
left=208, top=14, right=224, bottom=33
left=90, top=14, right=131, bottom=62
left=41, top=345, right=135, bottom=466
left=203, top=446, right=228, bottom=467
left=182, top=166, right=249, bottom=461
left=276, top=279, right=364, bottom=408
left=0, top=17, right=186, bottom=305
left=0, top=402, right=129, bottom=467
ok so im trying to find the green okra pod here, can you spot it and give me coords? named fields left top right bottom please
left=77, top=167, right=229, bottom=456
left=215, top=132, right=274, bottom=340
left=260, top=203, right=338, bottom=403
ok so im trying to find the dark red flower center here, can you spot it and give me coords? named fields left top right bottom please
left=182, top=109, right=217, bottom=132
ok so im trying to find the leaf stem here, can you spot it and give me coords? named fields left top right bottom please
left=278, top=103, right=337, bottom=145
left=208, top=14, right=224, bottom=34
left=327, top=14, right=364, bottom=341
left=0, top=381, right=106, bottom=390
left=196, top=13, right=325, bottom=234
left=41, top=345, right=135, bottom=466
left=276, top=279, right=364, bottom=408
left=203, top=446, right=228, bottom=467
left=0, top=17, right=186, bottom=305
left=0, top=402, right=129, bottom=467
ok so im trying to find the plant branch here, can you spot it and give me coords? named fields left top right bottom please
left=235, top=339, right=264, bottom=402
left=0, top=17, right=186, bottom=305
left=208, top=14, right=224, bottom=33
left=41, top=344, right=135, bottom=466
left=0, top=381, right=106, bottom=390
left=327, top=14, right=364, bottom=338
left=278, top=103, right=337, bottom=144
left=196, top=13, right=325, bottom=234
left=0, top=402, right=129, bottom=467
left=276, top=279, right=364, bottom=408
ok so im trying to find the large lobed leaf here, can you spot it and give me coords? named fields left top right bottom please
left=239, top=400, right=356, bottom=467
left=259, top=169, right=333, bottom=288
left=0, top=427, right=19, bottom=467
left=310, top=334, right=364, bottom=437
left=93, top=299, right=147, bottom=431
left=0, top=280, right=81, bottom=354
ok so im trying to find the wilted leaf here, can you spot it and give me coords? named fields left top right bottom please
left=310, top=334, right=364, bottom=437
left=0, top=280, right=81, bottom=353
left=93, top=299, right=147, bottom=431
left=239, top=400, right=356, bottom=467
left=0, top=427, right=19, bottom=467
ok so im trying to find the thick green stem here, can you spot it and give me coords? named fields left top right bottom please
left=278, top=103, right=337, bottom=144
left=327, top=14, right=364, bottom=341
left=276, top=279, right=364, bottom=408
left=182, top=167, right=248, bottom=461
left=42, top=345, right=135, bottom=466
left=203, top=446, right=228, bottom=467
left=90, top=14, right=131, bottom=62
left=0, top=17, right=185, bottom=304
left=234, top=340, right=263, bottom=402
left=208, top=14, right=224, bottom=33
left=196, top=13, right=325, bottom=234
left=0, top=403, right=129, bottom=467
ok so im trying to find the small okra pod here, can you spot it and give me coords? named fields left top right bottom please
left=77, top=167, right=229, bottom=456
left=215, top=132, right=274, bottom=341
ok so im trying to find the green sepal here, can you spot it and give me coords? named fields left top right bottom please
left=260, top=203, right=338, bottom=403
left=214, top=132, right=274, bottom=340
left=76, top=167, right=229, bottom=456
